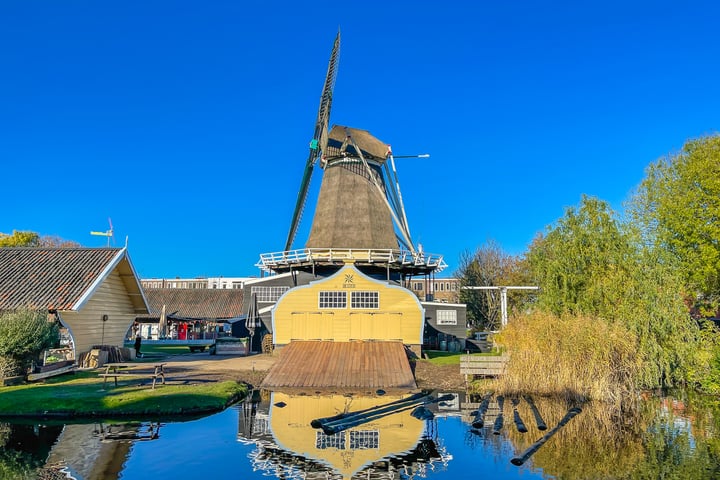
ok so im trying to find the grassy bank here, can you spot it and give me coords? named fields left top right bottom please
left=0, top=371, right=247, bottom=419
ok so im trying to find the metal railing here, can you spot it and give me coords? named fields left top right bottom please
left=256, top=247, right=446, bottom=273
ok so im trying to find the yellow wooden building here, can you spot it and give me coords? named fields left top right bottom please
left=269, top=391, right=426, bottom=479
left=272, top=263, right=424, bottom=348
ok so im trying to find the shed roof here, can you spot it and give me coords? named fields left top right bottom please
left=0, top=247, right=148, bottom=313
left=143, top=288, right=245, bottom=320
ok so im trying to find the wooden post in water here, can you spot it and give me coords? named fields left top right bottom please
left=492, top=395, right=505, bottom=435
left=511, top=398, right=528, bottom=433
left=523, top=394, right=547, bottom=431
left=510, top=407, right=582, bottom=466
left=471, top=393, right=493, bottom=429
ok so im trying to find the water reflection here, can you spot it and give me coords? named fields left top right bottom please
left=237, top=390, right=452, bottom=479
left=0, top=390, right=719, bottom=479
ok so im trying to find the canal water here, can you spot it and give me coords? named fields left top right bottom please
left=1, top=389, right=718, bottom=479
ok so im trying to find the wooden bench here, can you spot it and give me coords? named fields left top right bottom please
left=460, top=355, right=509, bottom=377
left=100, top=362, right=167, bottom=389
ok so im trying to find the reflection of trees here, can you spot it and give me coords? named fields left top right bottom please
left=0, top=423, right=64, bottom=480
left=492, top=394, right=720, bottom=479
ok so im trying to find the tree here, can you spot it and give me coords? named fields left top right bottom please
left=527, top=195, right=699, bottom=388
left=457, top=240, right=533, bottom=330
left=628, top=134, right=720, bottom=314
left=527, top=195, right=633, bottom=318
left=0, top=310, right=59, bottom=377
left=0, top=230, right=80, bottom=248
left=0, top=231, right=39, bottom=247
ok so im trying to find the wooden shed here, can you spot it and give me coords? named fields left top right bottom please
left=271, top=263, right=424, bottom=348
left=0, top=247, right=149, bottom=359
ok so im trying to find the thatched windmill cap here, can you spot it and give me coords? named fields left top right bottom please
left=324, top=125, right=390, bottom=164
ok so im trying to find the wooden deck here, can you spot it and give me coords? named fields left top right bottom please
left=260, top=340, right=416, bottom=390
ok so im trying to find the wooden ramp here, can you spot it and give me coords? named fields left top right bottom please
left=261, top=341, right=416, bottom=391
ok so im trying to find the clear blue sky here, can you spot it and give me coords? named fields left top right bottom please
left=2, top=1, right=719, bottom=279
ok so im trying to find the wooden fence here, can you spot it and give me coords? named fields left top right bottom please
left=460, top=355, right=509, bottom=377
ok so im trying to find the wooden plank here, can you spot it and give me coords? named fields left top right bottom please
left=460, top=355, right=509, bottom=376
left=261, top=340, right=416, bottom=389
left=27, top=364, right=76, bottom=381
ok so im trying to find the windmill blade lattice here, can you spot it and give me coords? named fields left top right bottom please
left=285, top=31, right=341, bottom=251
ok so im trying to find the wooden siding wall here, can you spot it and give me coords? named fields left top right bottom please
left=60, top=269, right=138, bottom=356
left=272, top=265, right=423, bottom=345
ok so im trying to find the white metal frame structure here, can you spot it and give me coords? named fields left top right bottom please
left=461, top=286, right=539, bottom=327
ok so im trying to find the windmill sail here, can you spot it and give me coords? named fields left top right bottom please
left=285, top=31, right=341, bottom=251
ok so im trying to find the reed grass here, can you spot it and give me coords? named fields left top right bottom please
left=484, top=311, right=643, bottom=405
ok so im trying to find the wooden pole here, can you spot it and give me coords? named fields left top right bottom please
left=471, top=393, right=493, bottom=429
left=318, top=393, right=454, bottom=435
left=523, top=395, right=547, bottom=431
left=492, top=395, right=505, bottom=435
left=511, top=398, right=528, bottom=433
left=311, top=392, right=428, bottom=429
left=510, top=407, right=582, bottom=466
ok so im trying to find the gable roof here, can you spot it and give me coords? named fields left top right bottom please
left=143, top=288, right=245, bottom=320
left=0, top=247, right=148, bottom=312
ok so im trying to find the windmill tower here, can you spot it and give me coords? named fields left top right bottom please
left=260, top=32, right=445, bottom=278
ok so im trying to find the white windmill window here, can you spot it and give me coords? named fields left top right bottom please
left=351, top=291, right=379, bottom=309
left=319, top=291, right=347, bottom=309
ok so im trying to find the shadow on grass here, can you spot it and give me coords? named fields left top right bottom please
left=0, top=370, right=247, bottom=420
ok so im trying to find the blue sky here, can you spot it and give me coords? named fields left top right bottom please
left=2, top=1, right=719, bottom=279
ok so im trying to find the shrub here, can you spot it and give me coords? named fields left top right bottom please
left=0, top=309, right=59, bottom=376
left=492, top=311, right=642, bottom=406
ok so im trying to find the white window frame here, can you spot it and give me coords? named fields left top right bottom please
left=351, top=291, right=379, bottom=309
left=252, top=285, right=290, bottom=303
left=319, top=291, right=347, bottom=309
left=436, top=309, right=457, bottom=325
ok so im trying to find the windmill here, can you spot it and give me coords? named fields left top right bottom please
left=284, top=32, right=417, bottom=254
left=90, top=218, right=115, bottom=247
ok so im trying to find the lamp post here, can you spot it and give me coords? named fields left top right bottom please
left=101, top=314, right=108, bottom=346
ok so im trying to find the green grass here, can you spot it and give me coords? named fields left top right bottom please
left=123, top=343, right=201, bottom=356
left=0, top=371, right=247, bottom=418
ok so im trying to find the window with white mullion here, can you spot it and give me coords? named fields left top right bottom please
left=351, top=291, right=379, bottom=309
left=319, top=291, right=347, bottom=309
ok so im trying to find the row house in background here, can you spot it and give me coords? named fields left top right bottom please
left=406, top=277, right=461, bottom=304
left=141, top=276, right=253, bottom=290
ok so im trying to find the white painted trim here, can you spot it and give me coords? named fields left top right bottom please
left=421, top=302, right=466, bottom=308
left=71, top=249, right=126, bottom=311
left=258, top=305, right=274, bottom=315
left=243, top=272, right=293, bottom=286
left=54, top=312, right=77, bottom=361
left=123, top=250, right=151, bottom=314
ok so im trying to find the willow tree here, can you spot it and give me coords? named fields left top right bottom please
left=527, top=195, right=698, bottom=388
left=628, top=134, right=720, bottom=315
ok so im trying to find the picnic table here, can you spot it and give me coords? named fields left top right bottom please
left=99, top=362, right=166, bottom=389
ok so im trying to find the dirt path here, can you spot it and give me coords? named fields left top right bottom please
left=160, top=352, right=467, bottom=391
